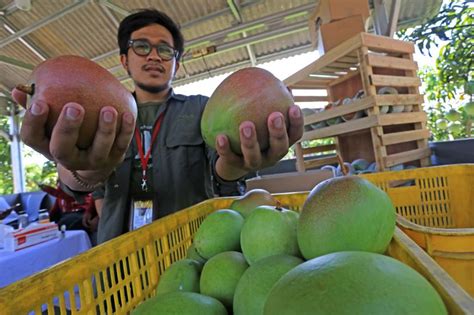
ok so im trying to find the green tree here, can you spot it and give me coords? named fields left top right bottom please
left=0, top=113, right=57, bottom=194
left=399, top=0, right=473, bottom=94
left=398, top=0, right=473, bottom=140
left=0, top=116, right=14, bottom=195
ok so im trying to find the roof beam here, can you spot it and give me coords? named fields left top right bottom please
left=0, top=55, right=34, bottom=70
left=226, top=0, right=257, bottom=66
left=186, top=3, right=313, bottom=48
left=0, top=1, right=19, bottom=16
left=217, top=20, right=308, bottom=52
left=173, top=43, right=313, bottom=86
left=387, top=0, right=402, bottom=37
left=227, top=0, right=243, bottom=23
left=93, top=2, right=313, bottom=64
left=98, top=0, right=129, bottom=17
left=373, top=0, right=389, bottom=36
left=98, top=2, right=120, bottom=28
left=1, top=17, right=47, bottom=61
left=181, top=0, right=260, bottom=29
left=0, top=0, right=89, bottom=48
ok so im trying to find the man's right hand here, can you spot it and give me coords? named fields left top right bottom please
left=12, top=87, right=135, bottom=172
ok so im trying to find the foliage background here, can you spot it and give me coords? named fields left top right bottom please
left=399, top=0, right=473, bottom=141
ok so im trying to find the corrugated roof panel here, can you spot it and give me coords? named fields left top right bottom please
left=24, top=3, right=117, bottom=59
left=254, top=30, right=311, bottom=55
left=0, top=40, right=43, bottom=66
left=0, top=0, right=442, bottom=93
left=0, top=64, right=31, bottom=88
left=98, top=54, right=121, bottom=70
left=2, top=0, right=77, bottom=29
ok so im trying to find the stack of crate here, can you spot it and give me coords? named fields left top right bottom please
left=308, top=0, right=370, bottom=54
left=286, top=32, right=431, bottom=172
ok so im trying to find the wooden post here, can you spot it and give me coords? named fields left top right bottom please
left=295, top=142, right=306, bottom=172
left=359, top=46, right=386, bottom=171
left=403, top=52, right=431, bottom=167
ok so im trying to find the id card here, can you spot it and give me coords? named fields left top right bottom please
left=130, top=199, right=153, bottom=230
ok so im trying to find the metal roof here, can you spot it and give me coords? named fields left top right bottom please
left=0, top=0, right=442, bottom=95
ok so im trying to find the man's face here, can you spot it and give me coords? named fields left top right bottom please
left=121, top=24, right=180, bottom=94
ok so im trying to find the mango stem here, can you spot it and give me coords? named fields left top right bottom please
left=16, top=84, right=34, bottom=95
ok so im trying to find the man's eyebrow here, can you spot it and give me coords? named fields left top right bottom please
left=131, top=38, right=173, bottom=46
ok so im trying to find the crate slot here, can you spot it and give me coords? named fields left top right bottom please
left=384, top=147, right=431, bottom=167
left=367, top=54, right=418, bottom=71
left=381, top=129, right=430, bottom=146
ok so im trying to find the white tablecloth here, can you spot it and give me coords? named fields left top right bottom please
left=0, top=230, right=91, bottom=288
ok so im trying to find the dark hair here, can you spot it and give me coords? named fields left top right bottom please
left=117, top=9, right=184, bottom=61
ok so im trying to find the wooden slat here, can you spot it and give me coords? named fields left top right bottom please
left=321, top=66, right=351, bottom=73
left=308, top=73, right=340, bottom=79
left=378, top=112, right=427, bottom=126
left=290, top=78, right=332, bottom=89
left=305, top=155, right=339, bottom=169
left=367, top=54, right=418, bottom=71
left=326, top=61, right=354, bottom=69
left=361, top=33, right=415, bottom=54
left=317, top=70, right=348, bottom=76
left=328, top=70, right=360, bottom=87
left=291, top=84, right=330, bottom=89
left=374, top=94, right=424, bottom=106
left=384, top=147, right=431, bottom=167
left=304, top=95, right=375, bottom=125
left=381, top=129, right=430, bottom=146
left=337, top=56, right=359, bottom=64
left=370, top=74, right=421, bottom=87
left=302, top=144, right=337, bottom=155
left=302, top=115, right=379, bottom=140
left=294, top=96, right=329, bottom=102
left=284, top=33, right=363, bottom=86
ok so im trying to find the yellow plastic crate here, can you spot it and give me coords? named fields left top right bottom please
left=361, top=164, right=474, bottom=297
left=0, top=193, right=472, bottom=314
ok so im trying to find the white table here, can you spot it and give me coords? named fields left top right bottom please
left=0, top=230, right=91, bottom=288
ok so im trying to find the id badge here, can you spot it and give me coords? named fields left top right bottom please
left=130, top=199, right=153, bottom=230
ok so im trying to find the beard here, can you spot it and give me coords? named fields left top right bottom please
left=135, top=81, right=169, bottom=94
left=127, top=67, right=173, bottom=94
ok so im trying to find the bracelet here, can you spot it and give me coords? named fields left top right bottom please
left=70, top=170, right=104, bottom=190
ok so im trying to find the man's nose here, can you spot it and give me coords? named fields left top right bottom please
left=147, top=47, right=162, bottom=61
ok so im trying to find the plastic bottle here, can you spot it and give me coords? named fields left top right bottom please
left=18, top=211, right=29, bottom=229
left=38, top=209, right=50, bottom=224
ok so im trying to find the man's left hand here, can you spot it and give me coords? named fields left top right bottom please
left=215, top=105, right=303, bottom=181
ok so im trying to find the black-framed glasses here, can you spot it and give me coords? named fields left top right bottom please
left=127, top=39, right=178, bottom=61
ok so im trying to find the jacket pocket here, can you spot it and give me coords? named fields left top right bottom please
left=165, top=131, right=206, bottom=171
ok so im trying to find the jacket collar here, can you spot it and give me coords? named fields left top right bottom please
left=131, top=88, right=187, bottom=103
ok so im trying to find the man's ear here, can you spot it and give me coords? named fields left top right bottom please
left=120, top=54, right=128, bottom=70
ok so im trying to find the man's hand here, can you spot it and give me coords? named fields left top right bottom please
left=12, top=88, right=135, bottom=171
left=215, top=105, right=303, bottom=181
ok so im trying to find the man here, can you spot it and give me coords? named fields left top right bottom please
left=13, top=9, right=303, bottom=243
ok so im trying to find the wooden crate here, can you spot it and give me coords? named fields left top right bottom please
left=286, top=32, right=431, bottom=172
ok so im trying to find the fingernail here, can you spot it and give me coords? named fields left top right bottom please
left=291, top=106, right=301, bottom=118
left=66, top=106, right=80, bottom=120
left=217, top=136, right=226, bottom=147
left=243, top=127, right=252, bottom=138
left=273, top=116, right=283, bottom=129
left=124, top=112, right=134, bottom=124
left=102, top=110, right=114, bottom=123
left=30, top=103, right=43, bottom=116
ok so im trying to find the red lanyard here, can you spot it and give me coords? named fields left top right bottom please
left=134, top=111, right=165, bottom=191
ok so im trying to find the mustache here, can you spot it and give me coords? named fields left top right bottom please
left=142, top=63, right=165, bottom=72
